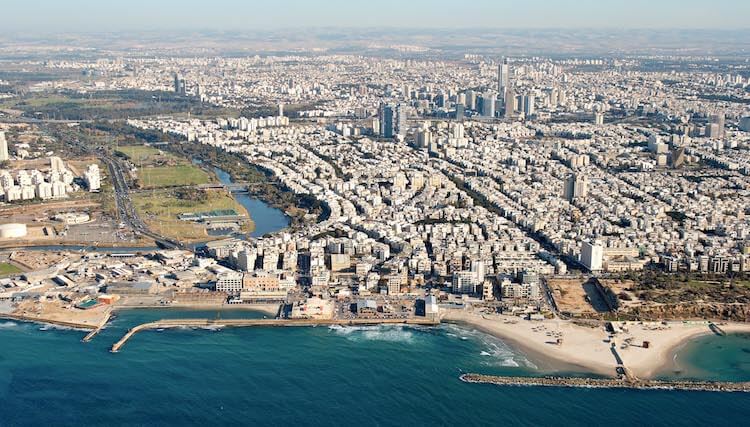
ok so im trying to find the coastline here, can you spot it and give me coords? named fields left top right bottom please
left=5, top=301, right=750, bottom=382
left=0, top=312, right=96, bottom=330
left=443, top=309, right=750, bottom=380
left=443, top=310, right=615, bottom=377
left=0, top=303, right=282, bottom=332
left=653, top=323, right=750, bottom=379
left=113, top=303, right=282, bottom=317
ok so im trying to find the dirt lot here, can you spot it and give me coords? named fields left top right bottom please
left=0, top=200, right=100, bottom=220
left=549, top=278, right=592, bottom=314
left=8, top=250, right=73, bottom=270
left=548, top=277, right=613, bottom=316
left=13, top=299, right=112, bottom=328
left=598, top=279, right=642, bottom=310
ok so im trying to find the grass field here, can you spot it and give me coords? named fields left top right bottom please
left=116, top=145, right=213, bottom=189
left=132, top=189, right=251, bottom=241
left=115, top=145, right=168, bottom=162
left=0, top=263, right=22, bottom=276
left=0, top=94, right=127, bottom=111
left=0, top=95, right=76, bottom=108
left=138, top=165, right=212, bottom=188
left=1, top=90, right=237, bottom=121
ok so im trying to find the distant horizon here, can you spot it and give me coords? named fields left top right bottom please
left=1, top=0, right=749, bottom=33
left=5, top=27, right=750, bottom=35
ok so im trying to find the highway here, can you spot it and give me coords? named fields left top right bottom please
left=1, top=115, right=184, bottom=250
left=98, top=151, right=186, bottom=250
left=65, top=135, right=187, bottom=251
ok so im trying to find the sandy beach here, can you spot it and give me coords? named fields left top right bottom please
left=443, top=309, right=750, bottom=379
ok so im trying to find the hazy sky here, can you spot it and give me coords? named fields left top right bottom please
left=3, top=0, right=749, bottom=33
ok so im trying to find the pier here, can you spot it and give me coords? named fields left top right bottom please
left=709, top=322, right=727, bottom=336
left=82, top=312, right=112, bottom=343
left=459, top=373, right=750, bottom=393
left=111, top=317, right=440, bottom=352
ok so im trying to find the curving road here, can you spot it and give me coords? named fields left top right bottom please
left=64, top=134, right=187, bottom=251
left=98, top=150, right=185, bottom=250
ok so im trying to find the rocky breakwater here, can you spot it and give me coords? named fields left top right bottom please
left=460, top=374, right=750, bottom=393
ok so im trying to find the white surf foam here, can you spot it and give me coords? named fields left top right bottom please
left=443, top=323, right=536, bottom=369
left=329, top=324, right=417, bottom=344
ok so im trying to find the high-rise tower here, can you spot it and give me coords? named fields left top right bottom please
left=0, top=132, right=9, bottom=162
left=497, top=57, right=509, bottom=93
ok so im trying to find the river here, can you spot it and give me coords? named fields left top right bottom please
left=212, top=166, right=290, bottom=237
left=0, top=166, right=290, bottom=253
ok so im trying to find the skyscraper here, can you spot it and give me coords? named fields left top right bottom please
left=49, top=156, right=65, bottom=173
left=435, top=92, right=446, bottom=108
left=564, top=173, right=588, bottom=202
left=497, top=57, right=509, bottom=93
left=416, top=130, right=432, bottom=148
left=465, top=90, right=477, bottom=110
left=378, top=103, right=395, bottom=138
left=174, top=73, right=186, bottom=95
left=581, top=241, right=603, bottom=272
left=482, top=92, right=495, bottom=117
left=395, top=104, right=408, bottom=136
left=0, top=131, right=8, bottom=162
left=196, top=83, right=205, bottom=102
left=454, top=103, right=465, bottom=119
left=523, top=94, right=535, bottom=117
left=709, top=113, right=725, bottom=138
left=504, top=87, right=515, bottom=118
left=594, top=112, right=604, bottom=125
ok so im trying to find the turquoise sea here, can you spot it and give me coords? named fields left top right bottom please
left=1, top=309, right=750, bottom=426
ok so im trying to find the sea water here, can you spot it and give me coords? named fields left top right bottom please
left=658, top=332, right=750, bottom=382
left=1, top=309, right=749, bottom=426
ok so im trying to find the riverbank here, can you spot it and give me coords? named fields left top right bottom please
left=161, top=139, right=325, bottom=229
left=443, top=309, right=750, bottom=379
left=212, top=166, right=289, bottom=237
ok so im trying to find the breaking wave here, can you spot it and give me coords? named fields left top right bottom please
left=38, top=324, right=89, bottom=332
left=442, top=324, right=536, bottom=369
left=328, top=324, right=417, bottom=344
left=0, top=321, right=18, bottom=329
